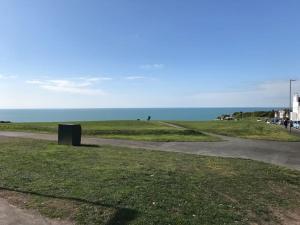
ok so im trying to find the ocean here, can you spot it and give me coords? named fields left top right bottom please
left=0, top=108, right=277, bottom=123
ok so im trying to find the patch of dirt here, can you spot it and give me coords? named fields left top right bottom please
left=0, top=190, right=75, bottom=225
left=273, top=208, right=300, bottom=225
left=204, top=159, right=237, bottom=176
left=214, top=190, right=238, bottom=203
left=268, top=181, right=300, bottom=198
left=249, top=207, right=300, bottom=225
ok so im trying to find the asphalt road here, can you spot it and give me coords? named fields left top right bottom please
left=0, top=130, right=299, bottom=170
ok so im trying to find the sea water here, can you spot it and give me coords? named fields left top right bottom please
left=0, top=108, right=277, bottom=122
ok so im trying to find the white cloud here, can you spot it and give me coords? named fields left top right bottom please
left=26, top=78, right=106, bottom=95
left=5, top=75, right=299, bottom=108
left=26, top=80, right=45, bottom=85
left=78, top=76, right=113, bottom=82
left=140, top=64, right=164, bottom=69
left=0, top=74, right=17, bottom=79
left=190, top=80, right=299, bottom=107
left=125, top=76, right=146, bottom=80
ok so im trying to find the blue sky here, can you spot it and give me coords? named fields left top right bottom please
left=0, top=0, right=299, bottom=108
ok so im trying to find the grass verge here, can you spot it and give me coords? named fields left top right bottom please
left=172, top=119, right=300, bottom=141
left=0, top=120, right=220, bottom=142
left=0, top=137, right=299, bottom=224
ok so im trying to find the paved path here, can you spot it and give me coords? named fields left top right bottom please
left=0, top=130, right=299, bottom=170
left=0, top=198, right=72, bottom=225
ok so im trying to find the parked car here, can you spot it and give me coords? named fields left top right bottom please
left=271, top=118, right=280, bottom=124
left=277, top=119, right=283, bottom=125
left=293, top=121, right=300, bottom=129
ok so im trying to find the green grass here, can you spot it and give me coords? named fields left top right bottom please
left=1, top=119, right=299, bottom=141
left=0, top=120, right=219, bottom=142
left=0, top=137, right=299, bottom=224
left=0, top=120, right=174, bottom=133
left=173, top=119, right=300, bottom=141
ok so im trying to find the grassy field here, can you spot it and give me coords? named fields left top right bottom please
left=173, top=119, right=300, bottom=141
left=0, top=137, right=299, bottom=225
left=0, top=120, right=219, bottom=142
left=0, top=119, right=299, bottom=142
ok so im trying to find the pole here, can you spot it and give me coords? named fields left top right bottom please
left=290, top=80, right=292, bottom=133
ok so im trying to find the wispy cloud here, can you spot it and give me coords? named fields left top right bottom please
left=140, top=64, right=164, bottom=69
left=26, top=80, right=44, bottom=85
left=190, top=80, right=299, bottom=107
left=26, top=77, right=109, bottom=95
left=78, top=76, right=113, bottom=82
left=0, top=74, right=17, bottom=79
left=125, top=76, right=146, bottom=80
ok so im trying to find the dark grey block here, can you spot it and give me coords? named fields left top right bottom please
left=58, top=124, right=81, bottom=146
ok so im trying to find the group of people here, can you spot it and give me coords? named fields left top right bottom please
left=137, top=116, right=151, bottom=121
left=283, top=118, right=292, bottom=129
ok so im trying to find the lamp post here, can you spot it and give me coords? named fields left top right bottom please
left=290, top=79, right=296, bottom=133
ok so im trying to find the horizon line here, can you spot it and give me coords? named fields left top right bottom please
left=0, top=106, right=285, bottom=110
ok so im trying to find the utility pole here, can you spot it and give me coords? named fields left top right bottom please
left=290, top=79, right=296, bottom=133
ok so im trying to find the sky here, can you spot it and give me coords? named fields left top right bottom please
left=0, top=0, right=299, bottom=108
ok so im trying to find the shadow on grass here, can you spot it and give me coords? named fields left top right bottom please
left=79, top=144, right=101, bottom=148
left=0, top=186, right=138, bottom=225
left=106, top=208, right=138, bottom=225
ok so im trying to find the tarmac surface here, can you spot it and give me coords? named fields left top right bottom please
left=0, top=130, right=299, bottom=171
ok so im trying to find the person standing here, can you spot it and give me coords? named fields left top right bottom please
left=283, top=119, right=288, bottom=129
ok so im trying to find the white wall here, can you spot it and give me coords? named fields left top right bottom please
left=291, top=94, right=300, bottom=121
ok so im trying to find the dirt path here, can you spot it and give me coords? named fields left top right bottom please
left=0, top=130, right=299, bottom=170
left=0, top=198, right=72, bottom=225
left=157, top=121, right=186, bottom=129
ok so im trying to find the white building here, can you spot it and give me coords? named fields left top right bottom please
left=291, top=93, right=300, bottom=121
left=275, top=109, right=289, bottom=119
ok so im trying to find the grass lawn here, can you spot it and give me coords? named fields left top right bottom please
left=0, top=119, right=299, bottom=142
left=0, top=137, right=299, bottom=224
left=0, top=120, right=220, bottom=142
left=173, top=119, right=300, bottom=141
